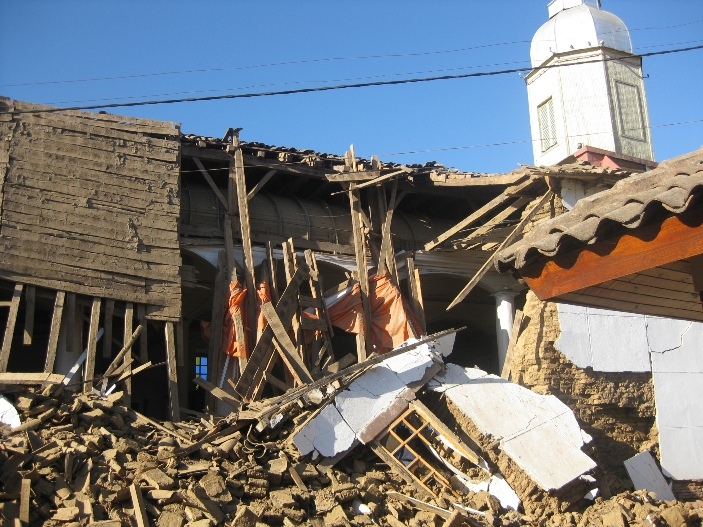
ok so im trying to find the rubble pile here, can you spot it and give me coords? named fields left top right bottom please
left=1, top=384, right=701, bottom=527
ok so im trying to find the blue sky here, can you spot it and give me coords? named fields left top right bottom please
left=1, top=0, right=701, bottom=173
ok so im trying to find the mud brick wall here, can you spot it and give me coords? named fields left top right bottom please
left=0, top=98, right=182, bottom=320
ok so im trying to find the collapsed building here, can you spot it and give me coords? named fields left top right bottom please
left=1, top=1, right=702, bottom=525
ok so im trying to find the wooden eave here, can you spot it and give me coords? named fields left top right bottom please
left=519, top=207, right=703, bottom=320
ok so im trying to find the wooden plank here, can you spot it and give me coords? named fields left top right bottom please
left=522, top=207, right=703, bottom=301
left=348, top=187, right=370, bottom=362
left=424, top=176, right=535, bottom=251
left=263, top=372, right=291, bottom=392
left=378, top=179, right=398, bottom=276
left=192, top=376, right=241, bottom=411
left=325, top=169, right=381, bottom=183
left=192, top=157, right=229, bottom=209
left=339, top=168, right=409, bottom=192
left=406, top=257, right=426, bottom=334
left=234, top=267, right=308, bottom=401
left=448, top=191, right=552, bottom=309
left=0, top=284, right=23, bottom=372
left=165, top=322, right=181, bottom=422
left=223, top=216, right=238, bottom=282
left=247, top=169, right=276, bottom=200
left=44, top=291, right=66, bottom=374
left=501, top=310, right=524, bottom=380
left=19, top=478, right=31, bottom=523
left=260, top=302, right=313, bottom=384
left=281, top=239, right=303, bottom=359
left=83, top=298, right=102, bottom=393
left=266, top=241, right=279, bottom=306
left=243, top=154, right=335, bottom=178
left=129, top=484, right=150, bottom=527
left=0, top=372, right=65, bottom=385
left=123, top=303, right=134, bottom=405
left=460, top=195, right=532, bottom=243
left=102, top=299, right=114, bottom=358
left=103, top=325, right=143, bottom=378
left=137, top=305, right=148, bottom=363
left=23, top=285, right=35, bottom=346
left=231, top=135, right=259, bottom=353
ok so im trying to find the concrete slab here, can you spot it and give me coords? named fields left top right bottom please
left=431, top=365, right=596, bottom=491
left=293, top=339, right=440, bottom=459
left=624, top=451, right=675, bottom=501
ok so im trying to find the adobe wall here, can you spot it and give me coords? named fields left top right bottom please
left=510, top=290, right=657, bottom=495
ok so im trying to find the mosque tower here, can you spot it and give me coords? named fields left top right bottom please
left=526, top=0, right=656, bottom=170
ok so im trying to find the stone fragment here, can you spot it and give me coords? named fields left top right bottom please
left=270, top=488, right=297, bottom=509
left=231, top=505, right=258, bottom=527
left=142, top=468, right=176, bottom=489
left=157, top=510, right=185, bottom=527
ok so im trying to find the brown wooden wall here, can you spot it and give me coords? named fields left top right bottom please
left=0, top=98, right=182, bottom=321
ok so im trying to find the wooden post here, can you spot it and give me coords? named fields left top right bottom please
left=165, top=322, right=181, bottom=422
left=23, top=285, right=35, bottom=346
left=349, top=187, right=371, bottom=362
left=129, top=484, right=149, bottom=527
left=176, top=319, right=189, bottom=409
left=65, top=293, right=76, bottom=353
left=123, top=302, right=134, bottom=406
left=102, top=299, right=114, bottom=358
left=378, top=179, right=399, bottom=279
left=231, top=133, right=258, bottom=354
left=44, top=291, right=66, bottom=373
left=266, top=240, right=279, bottom=306
left=0, top=283, right=23, bottom=372
left=83, top=298, right=102, bottom=393
left=406, top=257, right=426, bottom=335
left=282, top=239, right=305, bottom=362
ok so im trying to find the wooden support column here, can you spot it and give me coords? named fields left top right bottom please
left=102, top=299, right=114, bottom=358
left=230, top=134, right=258, bottom=355
left=83, top=298, right=102, bottom=393
left=0, top=284, right=23, bottom=372
left=406, top=257, right=426, bottom=335
left=23, top=285, right=35, bottom=346
left=165, top=322, right=181, bottom=422
left=378, top=179, right=399, bottom=280
left=123, top=302, right=134, bottom=406
left=44, top=291, right=66, bottom=373
left=176, top=319, right=189, bottom=410
left=349, top=186, right=371, bottom=362
left=282, top=239, right=305, bottom=362
left=266, top=241, right=279, bottom=306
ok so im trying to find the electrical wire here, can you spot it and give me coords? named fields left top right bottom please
left=2, top=44, right=700, bottom=115
left=1, top=17, right=700, bottom=89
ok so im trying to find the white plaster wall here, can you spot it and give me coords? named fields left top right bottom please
left=555, top=305, right=703, bottom=479
left=647, top=318, right=703, bottom=480
left=527, top=66, right=570, bottom=165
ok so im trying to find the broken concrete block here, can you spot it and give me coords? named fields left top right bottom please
left=270, top=488, right=296, bottom=509
left=231, top=505, right=258, bottom=527
left=429, top=365, right=596, bottom=491
left=624, top=451, right=675, bottom=501
left=157, top=510, right=185, bottom=527
left=142, top=467, right=176, bottom=489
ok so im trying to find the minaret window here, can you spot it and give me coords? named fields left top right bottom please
left=615, top=81, right=646, bottom=141
left=538, top=97, right=558, bottom=152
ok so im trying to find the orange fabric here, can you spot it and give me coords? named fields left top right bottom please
left=222, top=280, right=248, bottom=358
left=316, top=273, right=422, bottom=354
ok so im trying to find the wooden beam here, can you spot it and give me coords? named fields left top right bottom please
left=44, top=291, right=66, bottom=373
left=129, top=484, right=149, bottom=527
left=424, top=176, right=535, bottom=251
left=0, top=284, right=23, bottom=372
left=260, top=302, right=313, bottom=384
left=165, top=322, right=181, bottom=422
left=0, top=372, right=65, bottom=385
left=192, top=157, right=228, bottom=210
left=23, top=285, right=35, bottom=346
left=208, top=251, right=228, bottom=411
left=459, top=195, right=532, bottom=243
left=103, top=325, right=143, bottom=378
left=325, top=169, right=381, bottom=183
left=123, top=302, right=134, bottom=406
left=234, top=266, right=308, bottom=401
left=192, top=376, right=241, bottom=411
left=406, top=257, right=426, bottom=334
left=266, top=241, right=279, bottom=306
left=19, top=478, right=31, bottom=523
left=448, top=190, right=552, bottom=309
left=247, top=169, right=276, bottom=200
left=334, top=168, right=409, bottom=193
left=231, top=135, right=258, bottom=354
left=522, top=207, right=703, bottom=301
left=102, top=299, right=114, bottom=358
left=348, top=187, right=371, bottom=361
left=83, top=298, right=102, bottom=393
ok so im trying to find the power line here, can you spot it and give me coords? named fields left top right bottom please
left=369, top=119, right=703, bottom=158
left=3, top=44, right=701, bottom=115
left=1, top=18, right=700, bottom=89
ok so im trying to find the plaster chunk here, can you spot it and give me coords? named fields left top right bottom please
left=431, top=364, right=596, bottom=491
left=292, top=404, right=355, bottom=457
left=623, top=451, right=675, bottom=501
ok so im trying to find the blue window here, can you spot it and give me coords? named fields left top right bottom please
left=195, top=355, right=208, bottom=380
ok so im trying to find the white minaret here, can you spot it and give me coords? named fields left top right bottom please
left=526, top=0, right=655, bottom=166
